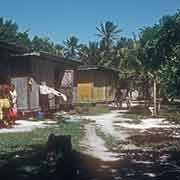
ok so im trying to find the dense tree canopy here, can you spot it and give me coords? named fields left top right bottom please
left=137, top=11, right=180, bottom=98
left=0, top=18, right=18, bottom=42
left=0, top=11, right=180, bottom=99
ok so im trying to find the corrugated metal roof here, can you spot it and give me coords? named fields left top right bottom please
left=78, top=65, right=120, bottom=72
left=10, top=51, right=82, bottom=66
left=0, top=41, right=82, bottom=66
left=0, top=40, right=27, bottom=53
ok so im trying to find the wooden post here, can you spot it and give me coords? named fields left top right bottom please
left=153, top=78, right=157, bottom=117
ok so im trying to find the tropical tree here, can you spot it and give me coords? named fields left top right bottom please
left=0, top=17, right=18, bottom=42
left=137, top=11, right=180, bottom=101
left=16, top=31, right=31, bottom=50
left=63, top=36, right=80, bottom=58
left=79, top=41, right=100, bottom=65
left=96, top=21, right=121, bottom=50
left=31, top=36, right=56, bottom=54
left=54, top=44, right=65, bottom=56
left=96, top=21, right=121, bottom=66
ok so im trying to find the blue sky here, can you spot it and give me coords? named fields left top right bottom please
left=0, top=0, right=179, bottom=44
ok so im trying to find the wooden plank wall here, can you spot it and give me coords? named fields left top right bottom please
left=31, top=57, right=56, bottom=109
left=76, top=70, right=117, bottom=103
left=11, top=77, right=28, bottom=110
left=93, top=71, right=106, bottom=102
left=11, top=77, right=40, bottom=111
left=76, top=71, right=94, bottom=103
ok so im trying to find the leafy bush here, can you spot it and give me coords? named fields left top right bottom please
left=75, top=104, right=110, bottom=115
left=128, top=105, right=152, bottom=116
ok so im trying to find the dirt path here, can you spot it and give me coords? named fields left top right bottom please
left=74, top=110, right=180, bottom=179
left=81, top=123, right=120, bottom=161
left=80, top=110, right=180, bottom=160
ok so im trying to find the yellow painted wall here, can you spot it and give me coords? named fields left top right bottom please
left=93, top=86, right=106, bottom=102
left=77, top=83, right=93, bottom=102
left=76, top=70, right=117, bottom=103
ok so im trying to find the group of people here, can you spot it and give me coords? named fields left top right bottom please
left=0, top=84, right=17, bottom=128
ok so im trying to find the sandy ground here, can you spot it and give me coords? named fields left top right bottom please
left=0, top=119, right=57, bottom=133
left=1, top=109, right=180, bottom=164
left=81, top=123, right=120, bottom=161
left=80, top=110, right=180, bottom=161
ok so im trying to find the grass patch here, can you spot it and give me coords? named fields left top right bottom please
left=0, top=116, right=85, bottom=179
left=120, top=105, right=152, bottom=121
left=95, top=127, right=122, bottom=152
left=121, top=114, right=144, bottom=123
left=0, top=117, right=84, bottom=158
left=75, top=104, right=110, bottom=115
left=159, top=109, right=180, bottom=124
left=128, top=105, right=152, bottom=116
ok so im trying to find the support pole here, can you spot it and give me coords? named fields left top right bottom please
left=153, top=78, right=157, bottom=117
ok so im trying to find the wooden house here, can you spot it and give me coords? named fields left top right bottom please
left=0, top=41, right=81, bottom=112
left=76, top=65, right=119, bottom=103
left=0, top=41, right=26, bottom=84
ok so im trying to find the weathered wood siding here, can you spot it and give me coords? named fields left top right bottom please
left=76, top=71, right=93, bottom=103
left=76, top=70, right=117, bottom=103
left=11, top=77, right=39, bottom=111
left=93, top=71, right=106, bottom=102
left=11, top=77, right=28, bottom=110
left=31, top=57, right=58, bottom=109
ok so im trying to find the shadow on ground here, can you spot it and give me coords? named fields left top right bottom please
left=0, top=142, right=180, bottom=180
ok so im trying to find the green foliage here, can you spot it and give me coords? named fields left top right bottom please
left=159, top=46, right=180, bottom=98
left=0, top=17, right=18, bottom=42
left=16, top=31, right=31, bottom=49
left=63, top=36, right=80, bottom=58
left=128, top=105, right=152, bottom=116
left=96, top=21, right=121, bottom=50
left=0, top=119, right=82, bottom=156
left=75, top=104, right=110, bottom=115
left=137, top=11, right=180, bottom=99
left=1, top=12, right=180, bottom=99
left=31, top=36, right=64, bottom=56
left=0, top=17, right=64, bottom=56
left=79, top=41, right=101, bottom=65
left=96, top=21, right=122, bottom=66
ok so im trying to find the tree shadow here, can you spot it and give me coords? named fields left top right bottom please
left=0, top=141, right=180, bottom=180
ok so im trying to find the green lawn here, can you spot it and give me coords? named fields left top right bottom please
left=75, top=104, right=110, bottom=115
left=0, top=118, right=83, bottom=159
left=121, top=103, right=180, bottom=124
left=0, top=118, right=84, bottom=179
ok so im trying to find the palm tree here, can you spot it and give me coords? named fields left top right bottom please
left=63, top=36, right=79, bottom=58
left=96, top=21, right=121, bottom=51
left=54, top=44, right=65, bottom=56
left=96, top=21, right=121, bottom=66
left=79, top=41, right=100, bottom=65
left=0, top=17, right=18, bottom=42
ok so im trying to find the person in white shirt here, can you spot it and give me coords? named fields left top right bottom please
left=9, top=84, right=17, bottom=124
left=39, top=82, right=67, bottom=112
left=39, top=82, right=49, bottom=112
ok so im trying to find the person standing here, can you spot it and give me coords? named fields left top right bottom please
left=9, top=84, right=17, bottom=124
left=39, top=82, right=50, bottom=112
left=115, top=88, right=123, bottom=109
left=0, top=85, right=10, bottom=123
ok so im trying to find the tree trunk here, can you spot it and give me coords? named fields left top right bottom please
left=153, top=79, right=157, bottom=117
